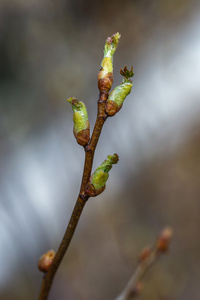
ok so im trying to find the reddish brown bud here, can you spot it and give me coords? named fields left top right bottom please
left=73, top=120, right=90, bottom=146
left=138, top=246, right=152, bottom=263
left=156, top=227, right=173, bottom=253
left=98, top=72, right=113, bottom=93
left=106, top=100, right=122, bottom=116
left=85, top=182, right=106, bottom=197
left=38, top=250, right=55, bottom=273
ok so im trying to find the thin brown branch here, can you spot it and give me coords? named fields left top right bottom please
left=115, top=228, right=173, bottom=300
left=38, top=92, right=108, bottom=300
left=80, top=97, right=108, bottom=191
left=38, top=195, right=86, bottom=300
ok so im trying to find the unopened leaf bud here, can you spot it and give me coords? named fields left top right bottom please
left=138, top=246, right=152, bottom=263
left=106, top=81, right=133, bottom=116
left=67, top=97, right=90, bottom=146
left=38, top=250, right=55, bottom=273
left=98, top=32, right=121, bottom=93
left=85, top=153, right=119, bottom=197
left=156, top=227, right=173, bottom=253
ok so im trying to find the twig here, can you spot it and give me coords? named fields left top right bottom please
left=38, top=33, right=126, bottom=300
left=115, top=228, right=173, bottom=300
left=38, top=87, right=108, bottom=300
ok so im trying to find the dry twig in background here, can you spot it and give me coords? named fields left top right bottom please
left=115, top=228, right=173, bottom=300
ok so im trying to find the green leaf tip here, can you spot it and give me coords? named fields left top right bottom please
left=91, top=153, right=119, bottom=189
left=104, top=32, right=121, bottom=58
left=67, top=96, right=75, bottom=104
left=67, top=97, right=85, bottom=111
left=120, top=65, right=134, bottom=83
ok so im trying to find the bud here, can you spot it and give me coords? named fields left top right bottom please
left=106, top=81, right=133, bottom=116
left=156, top=227, right=173, bottom=253
left=98, top=32, right=121, bottom=93
left=38, top=250, right=55, bottom=273
left=105, top=65, right=134, bottom=116
left=85, top=153, right=119, bottom=197
left=138, top=246, right=152, bottom=263
left=67, top=97, right=90, bottom=146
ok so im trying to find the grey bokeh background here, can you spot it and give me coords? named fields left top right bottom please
left=1, top=0, right=200, bottom=299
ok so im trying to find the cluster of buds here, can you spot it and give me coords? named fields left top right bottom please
left=67, top=33, right=134, bottom=147
left=86, top=154, right=119, bottom=197
left=97, top=32, right=134, bottom=115
left=138, top=227, right=173, bottom=265
left=67, top=33, right=132, bottom=197
left=129, top=228, right=173, bottom=299
left=67, top=97, right=90, bottom=146
left=38, top=250, right=55, bottom=273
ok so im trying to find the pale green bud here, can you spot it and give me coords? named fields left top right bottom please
left=101, top=32, right=121, bottom=73
left=106, top=65, right=134, bottom=116
left=85, top=153, right=119, bottom=197
left=67, top=97, right=88, bottom=132
left=106, top=81, right=133, bottom=116
left=67, top=97, right=90, bottom=146
left=91, top=153, right=119, bottom=189
left=109, top=81, right=133, bottom=106
left=98, top=32, right=121, bottom=93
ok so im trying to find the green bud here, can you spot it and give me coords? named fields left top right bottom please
left=106, top=66, right=134, bottom=116
left=98, top=32, right=121, bottom=93
left=106, top=81, right=133, bottom=116
left=102, top=32, right=121, bottom=72
left=67, top=97, right=88, bottom=132
left=92, top=153, right=119, bottom=189
left=85, top=154, right=119, bottom=197
left=67, top=97, right=90, bottom=146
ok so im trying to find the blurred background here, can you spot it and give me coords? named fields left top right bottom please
left=1, top=0, right=200, bottom=299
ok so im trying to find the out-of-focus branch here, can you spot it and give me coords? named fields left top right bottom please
left=115, top=228, right=173, bottom=300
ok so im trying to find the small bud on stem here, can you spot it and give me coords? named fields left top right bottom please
left=98, top=32, right=121, bottom=93
left=38, top=250, right=55, bottom=273
left=156, top=227, right=173, bottom=253
left=67, top=97, right=90, bottom=146
left=86, top=153, right=119, bottom=197
left=138, top=246, right=152, bottom=263
left=106, top=65, right=134, bottom=116
left=106, top=81, right=133, bottom=116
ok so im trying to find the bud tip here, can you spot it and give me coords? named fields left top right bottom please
left=156, top=227, right=173, bottom=253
